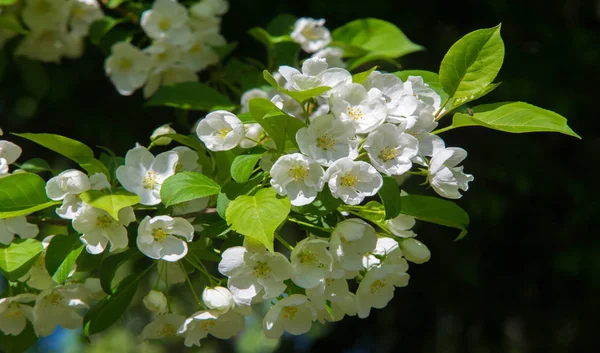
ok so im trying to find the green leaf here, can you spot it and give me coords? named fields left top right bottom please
left=217, top=175, right=263, bottom=219
left=79, top=189, right=140, bottom=222
left=161, top=133, right=213, bottom=174
left=0, top=0, right=17, bottom=6
left=231, top=154, right=262, bottom=183
left=248, top=97, right=305, bottom=152
left=84, top=273, right=139, bottom=337
left=99, top=248, right=141, bottom=294
left=106, top=0, right=125, bottom=9
left=19, top=158, right=52, bottom=174
left=0, top=321, right=37, bottom=353
left=146, top=82, right=234, bottom=111
left=44, top=234, right=84, bottom=284
left=291, top=185, right=341, bottom=217
left=332, top=18, right=423, bottom=70
left=378, top=176, right=401, bottom=219
left=352, top=66, right=378, bottom=84
left=450, top=82, right=501, bottom=110
left=392, top=70, right=449, bottom=102
left=248, top=27, right=293, bottom=46
left=263, top=70, right=331, bottom=103
left=0, top=13, right=28, bottom=35
left=89, top=17, right=122, bottom=45
left=450, top=101, right=580, bottom=138
left=13, top=133, right=109, bottom=176
left=266, top=13, right=297, bottom=36
left=160, top=171, right=221, bottom=207
left=0, top=173, right=60, bottom=219
left=439, top=24, right=504, bottom=99
left=0, top=238, right=43, bottom=281
left=400, top=194, right=469, bottom=240
left=226, top=188, right=290, bottom=252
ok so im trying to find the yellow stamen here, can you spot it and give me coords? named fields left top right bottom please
left=346, top=107, right=364, bottom=120
left=288, top=165, right=308, bottom=182
left=143, top=171, right=159, bottom=190
left=317, top=133, right=337, bottom=150
left=158, top=18, right=171, bottom=31
left=370, top=279, right=386, bottom=294
left=96, top=215, right=113, bottom=229
left=201, top=320, right=216, bottom=331
left=282, top=305, right=299, bottom=320
left=339, top=173, right=359, bottom=187
left=378, top=146, right=399, bottom=162
left=253, top=261, right=271, bottom=279
left=161, top=324, right=177, bottom=337
left=152, top=228, right=168, bottom=242
left=119, top=58, right=132, bottom=70
left=218, top=128, right=231, bottom=138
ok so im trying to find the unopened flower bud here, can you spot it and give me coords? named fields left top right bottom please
left=400, top=238, right=431, bottom=264
left=202, top=286, right=234, bottom=311
left=150, top=124, right=176, bottom=146
left=143, top=290, right=168, bottom=314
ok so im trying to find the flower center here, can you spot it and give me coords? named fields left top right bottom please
left=298, top=250, right=323, bottom=268
left=72, top=6, right=85, bottom=18
left=190, top=43, right=203, bottom=53
left=347, top=106, right=364, bottom=120
left=119, top=58, right=132, bottom=71
left=316, top=133, right=337, bottom=150
left=379, top=146, right=399, bottom=162
left=161, top=324, right=177, bottom=337
left=47, top=292, right=63, bottom=306
left=370, top=279, right=387, bottom=294
left=301, top=26, right=320, bottom=40
left=218, top=128, right=231, bottom=138
left=143, top=171, right=159, bottom=190
left=96, top=215, right=113, bottom=229
left=201, top=320, right=216, bottom=331
left=6, top=304, right=23, bottom=318
left=288, top=165, right=308, bottom=182
left=253, top=261, right=272, bottom=279
left=325, top=278, right=335, bottom=286
left=34, top=0, right=52, bottom=14
left=282, top=305, right=299, bottom=319
left=158, top=18, right=172, bottom=31
left=152, top=228, right=168, bottom=242
left=339, top=173, right=359, bottom=187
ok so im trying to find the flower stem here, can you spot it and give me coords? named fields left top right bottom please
left=179, top=261, right=202, bottom=308
left=431, top=125, right=459, bottom=135
left=275, top=233, right=294, bottom=251
left=288, top=218, right=331, bottom=233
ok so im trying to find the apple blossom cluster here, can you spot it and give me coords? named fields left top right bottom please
left=0, top=0, right=104, bottom=63
left=104, top=0, right=228, bottom=97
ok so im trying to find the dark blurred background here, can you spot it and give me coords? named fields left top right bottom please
left=1, top=0, right=599, bottom=352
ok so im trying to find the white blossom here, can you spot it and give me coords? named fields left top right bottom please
left=141, top=313, right=186, bottom=340
left=172, top=146, right=201, bottom=172
left=240, top=89, right=269, bottom=113
left=291, top=18, right=331, bottom=53
left=0, top=216, right=39, bottom=245
left=362, top=237, right=408, bottom=269
left=14, top=29, right=69, bottom=63
left=82, top=278, right=106, bottom=301
left=179, top=33, right=220, bottom=71
left=312, top=47, right=346, bottom=68
left=428, top=147, right=473, bottom=199
left=324, top=157, right=383, bottom=205
left=105, top=42, right=153, bottom=96
left=143, top=290, right=168, bottom=314
left=356, top=264, right=409, bottom=318
left=179, top=310, right=244, bottom=347
left=116, top=146, right=178, bottom=205
left=239, top=123, right=264, bottom=149
left=263, top=294, right=316, bottom=338
left=196, top=110, right=245, bottom=151
left=364, top=71, right=418, bottom=121
left=70, top=0, right=103, bottom=35
left=407, top=76, right=442, bottom=111
left=46, top=169, right=90, bottom=201
left=72, top=205, right=129, bottom=255
left=141, top=0, right=191, bottom=45
left=385, top=214, right=416, bottom=238
left=270, top=153, right=325, bottom=206
left=296, top=114, right=358, bottom=167
left=0, top=140, right=22, bottom=165
left=290, top=237, right=333, bottom=289
left=364, top=123, right=419, bottom=176
left=18, top=237, right=56, bottom=291
left=278, top=57, right=351, bottom=96
left=136, top=215, right=195, bottom=262
left=330, top=218, right=377, bottom=271
left=144, top=65, right=198, bottom=98
left=400, top=238, right=431, bottom=264
left=22, top=0, right=70, bottom=32
left=0, top=293, right=36, bottom=336
left=330, top=83, right=387, bottom=134
left=33, top=285, right=88, bottom=336
left=218, top=246, right=292, bottom=305
left=150, top=124, right=176, bottom=146
left=202, top=286, right=235, bottom=312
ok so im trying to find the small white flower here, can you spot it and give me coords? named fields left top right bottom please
left=407, top=76, right=441, bottom=111
left=305, top=277, right=352, bottom=310
left=312, top=47, right=346, bottom=68
left=0, top=140, right=22, bottom=165
left=202, top=286, right=235, bottom=312
left=179, top=310, right=244, bottom=347
left=240, top=88, right=269, bottom=113
left=315, top=293, right=357, bottom=323
left=239, top=123, right=265, bottom=149
left=141, top=313, right=186, bottom=340
left=290, top=237, right=333, bottom=289
left=278, top=57, right=351, bottom=96
left=270, top=153, right=325, bottom=206
left=143, top=290, right=168, bottom=314
left=428, top=147, right=474, bottom=199
left=0, top=293, right=36, bottom=336
left=143, top=65, right=198, bottom=98
left=45, top=169, right=91, bottom=201
left=263, top=294, right=316, bottom=338
left=356, top=264, right=409, bottom=318
left=136, top=215, right=195, bottom=262
left=196, top=110, right=245, bottom=151
left=172, top=146, right=201, bottom=172
left=385, top=214, right=416, bottom=238
left=364, top=123, right=419, bottom=176
left=150, top=124, right=176, bottom=146
left=141, top=0, right=191, bottom=45
left=363, top=237, right=408, bottom=269
left=324, top=157, right=383, bottom=205
left=291, top=17, right=331, bottom=53
left=89, top=172, right=111, bottom=191
left=116, top=146, right=178, bottom=205
left=33, top=284, right=89, bottom=337
left=70, top=0, right=103, bottom=35
left=0, top=216, right=39, bottom=245
left=82, top=278, right=106, bottom=301
left=296, top=114, right=358, bottom=167
left=364, top=71, right=418, bottom=121
left=172, top=197, right=209, bottom=217
left=218, top=246, right=292, bottom=305
left=179, top=33, right=220, bottom=72
left=22, top=0, right=70, bottom=32
left=72, top=205, right=129, bottom=255
left=330, top=218, right=377, bottom=271
left=330, top=83, right=387, bottom=134
left=189, top=0, right=229, bottom=18
left=400, top=238, right=431, bottom=264
left=14, top=29, right=66, bottom=63
left=18, top=236, right=56, bottom=291
left=105, top=42, right=153, bottom=96
left=56, top=194, right=85, bottom=220
left=0, top=159, right=8, bottom=176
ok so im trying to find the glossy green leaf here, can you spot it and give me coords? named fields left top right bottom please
left=450, top=101, right=580, bottom=138
left=0, top=13, right=28, bottom=35
left=400, top=194, right=470, bottom=240
left=89, top=17, right=122, bottom=45
left=146, top=82, right=234, bottom=111
left=106, top=0, right=125, bottom=9
left=0, top=238, right=43, bottom=281
left=216, top=175, right=263, bottom=219
left=263, top=70, right=331, bottom=103
left=393, top=70, right=449, bottom=102
left=439, top=24, right=504, bottom=99
left=160, top=171, right=221, bottom=207
left=450, top=82, right=501, bottom=110
left=13, top=133, right=109, bottom=176
left=99, top=248, right=141, bottom=294
left=19, top=158, right=52, bottom=174
left=332, top=18, right=423, bottom=70
left=248, top=97, right=305, bottom=152
left=226, top=188, right=291, bottom=252
left=378, top=176, right=402, bottom=219
left=231, top=154, right=262, bottom=183
left=0, top=173, right=60, bottom=219
left=352, top=66, right=378, bottom=84
left=79, top=188, right=140, bottom=222
left=45, top=234, right=84, bottom=283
